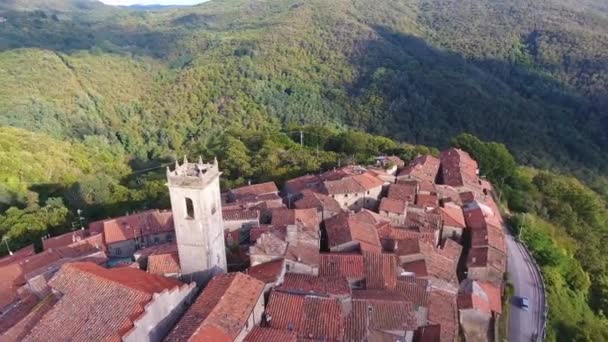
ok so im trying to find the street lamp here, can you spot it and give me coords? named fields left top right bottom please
left=2, top=236, right=13, bottom=256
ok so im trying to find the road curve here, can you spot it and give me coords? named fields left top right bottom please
left=505, top=231, right=546, bottom=341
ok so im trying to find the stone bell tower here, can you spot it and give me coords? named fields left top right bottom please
left=167, top=156, right=227, bottom=285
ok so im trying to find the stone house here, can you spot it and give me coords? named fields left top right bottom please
left=90, top=210, right=175, bottom=258
left=378, top=197, right=407, bottom=225
left=23, top=262, right=196, bottom=342
left=165, top=272, right=265, bottom=342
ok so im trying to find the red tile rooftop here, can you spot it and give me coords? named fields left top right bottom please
left=41, top=230, right=88, bottom=251
left=0, top=244, right=35, bottom=267
left=271, top=208, right=319, bottom=230
left=222, top=208, right=260, bottom=221
left=398, top=155, right=440, bottom=183
left=92, top=209, right=174, bottom=245
left=230, top=181, right=279, bottom=200
left=246, top=259, right=285, bottom=284
left=364, top=251, right=398, bottom=290
left=379, top=197, right=407, bottom=214
left=416, top=194, right=439, bottom=208
left=165, top=272, right=264, bottom=342
left=436, top=205, right=466, bottom=229
left=467, top=247, right=507, bottom=272
left=24, top=262, right=182, bottom=342
left=1, top=295, right=57, bottom=342
left=471, top=223, right=506, bottom=253
left=458, top=279, right=502, bottom=314
left=439, top=148, right=479, bottom=188
left=325, top=212, right=381, bottom=253
left=402, top=259, right=428, bottom=278
left=244, top=326, right=297, bottom=342
left=387, top=183, right=417, bottom=203
left=300, top=296, right=345, bottom=341
left=294, top=189, right=342, bottom=214
left=266, top=291, right=305, bottom=332
left=277, top=273, right=350, bottom=297
left=346, top=297, right=417, bottom=341
left=147, top=252, right=180, bottom=276
left=428, top=289, right=458, bottom=342
left=396, top=278, right=430, bottom=308
left=318, top=253, right=364, bottom=280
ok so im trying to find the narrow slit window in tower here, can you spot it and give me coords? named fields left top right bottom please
left=186, top=198, right=195, bottom=219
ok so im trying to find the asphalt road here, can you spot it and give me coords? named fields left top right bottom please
left=505, top=232, right=545, bottom=342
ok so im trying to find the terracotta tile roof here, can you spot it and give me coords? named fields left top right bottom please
left=299, top=296, right=345, bottom=341
left=246, top=259, right=285, bottom=284
left=471, top=223, right=506, bottom=253
left=266, top=291, right=305, bottom=331
left=439, top=148, right=479, bottom=188
left=244, top=326, right=297, bottom=342
left=398, top=155, right=440, bottom=183
left=396, top=278, right=430, bottom=308
left=428, top=289, right=458, bottom=342
left=165, top=272, right=265, bottom=342
left=0, top=244, right=35, bottom=267
left=404, top=211, right=442, bottom=233
left=230, top=182, right=279, bottom=200
left=134, top=243, right=178, bottom=259
left=24, top=262, right=182, bottom=342
left=379, top=197, right=407, bottom=214
left=294, top=189, right=342, bottom=214
left=394, top=238, right=434, bottom=257
left=325, top=212, right=381, bottom=253
left=271, top=208, right=319, bottom=231
left=363, top=251, right=397, bottom=290
left=436, top=205, right=466, bottom=228
left=1, top=295, right=57, bottom=342
left=416, top=194, right=439, bottom=208
left=402, top=259, right=428, bottom=277
left=435, top=185, right=462, bottom=205
left=352, top=289, right=408, bottom=302
left=284, top=243, right=319, bottom=268
left=249, top=232, right=288, bottom=259
left=1, top=239, right=104, bottom=310
left=222, top=208, right=260, bottom=221
left=437, top=239, right=464, bottom=261
left=352, top=173, right=385, bottom=190
left=353, top=209, right=390, bottom=227
left=42, top=230, right=88, bottom=251
left=318, top=253, right=364, bottom=281
left=147, top=252, right=180, bottom=275
left=378, top=226, right=436, bottom=244
left=322, top=177, right=365, bottom=195
left=467, top=247, right=506, bottom=273
left=0, top=294, right=38, bottom=334
left=277, top=273, right=350, bottom=297
left=249, top=225, right=287, bottom=243
left=284, top=174, right=323, bottom=195
left=387, top=183, right=417, bottom=203
left=345, top=296, right=417, bottom=341
left=98, top=210, right=174, bottom=245
left=478, top=281, right=502, bottom=314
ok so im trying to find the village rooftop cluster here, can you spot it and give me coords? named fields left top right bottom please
left=0, top=148, right=507, bottom=342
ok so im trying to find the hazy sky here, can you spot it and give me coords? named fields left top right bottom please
left=100, top=0, right=207, bottom=6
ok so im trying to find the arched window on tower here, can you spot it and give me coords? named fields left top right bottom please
left=185, top=198, right=195, bottom=219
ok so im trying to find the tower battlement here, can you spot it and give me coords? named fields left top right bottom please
left=167, top=156, right=221, bottom=188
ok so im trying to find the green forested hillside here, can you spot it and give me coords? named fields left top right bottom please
left=0, top=0, right=606, bottom=171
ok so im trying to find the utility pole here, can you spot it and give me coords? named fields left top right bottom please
left=299, top=130, right=304, bottom=147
